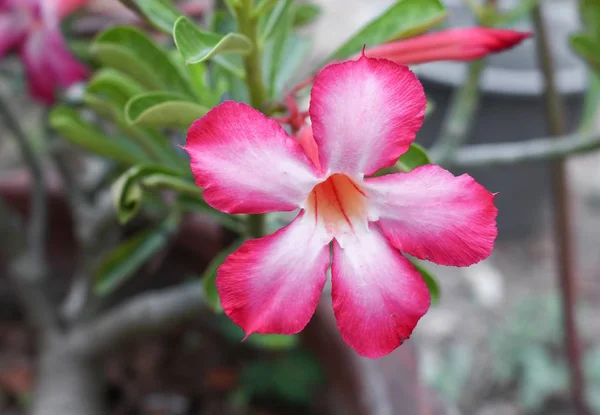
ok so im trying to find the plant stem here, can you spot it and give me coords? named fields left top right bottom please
left=429, top=59, right=486, bottom=163
left=532, top=6, right=590, bottom=415
left=236, top=0, right=268, bottom=238
left=237, top=0, right=267, bottom=109
left=0, top=93, right=47, bottom=268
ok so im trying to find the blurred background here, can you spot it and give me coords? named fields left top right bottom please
left=2, top=0, right=600, bottom=415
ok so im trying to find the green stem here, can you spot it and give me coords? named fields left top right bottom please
left=235, top=0, right=268, bottom=238
left=429, top=59, right=486, bottom=163
left=237, top=0, right=267, bottom=109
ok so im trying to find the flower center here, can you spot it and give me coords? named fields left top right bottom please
left=305, top=174, right=368, bottom=240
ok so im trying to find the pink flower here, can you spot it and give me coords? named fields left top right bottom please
left=184, top=56, right=498, bottom=358
left=362, top=27, right=531, bottom=65
left=0, top=0, right=89, bottom=104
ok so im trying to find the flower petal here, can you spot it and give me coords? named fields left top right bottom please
left=0, top=15, right=27, bottom=57
left=21, top=27, right=88, bottom=104
left=331, top=224, right=430, bottom=359
left=363, top=28, right=532, bottom=65
left=21, top=30, right=54, bottom=104
left=185, top=101, right=321, bottom=214
left=217, top=211, right=331, bottom=336
left=309, top=56, right=426, bottom=177
left=296, top=124, right=320, bottom=171
left=365, top=165, right=498, bottom=267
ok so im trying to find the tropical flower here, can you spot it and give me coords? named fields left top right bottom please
left=0, top=0, right=89, bottom=104
left=361, top=27, right=531, bottom=65
left=185, top=55, right=498, bottom=358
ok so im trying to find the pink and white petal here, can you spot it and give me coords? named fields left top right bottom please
left=21, top=30, right=55, bottom=104
left=331, top=224, right=430, bottom=359
left=309, top=56, right=426, bottom=177
left=0, top=15, right=27, bottom=57
left=184, top=101, right=321, bottom=214
left=217, top=211, right=331, bottom=336
left=365, top=165, right=498, bottom=267
left=43, top=28, right=89, bottom=88
left=296, top=124, right=321, bottom=171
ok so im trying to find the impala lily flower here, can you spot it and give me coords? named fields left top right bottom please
left=185, top=56, right=498, bottom=358
left=0, top=0, right=90, bottom=104
left=361, top=27, right=531, bottom=65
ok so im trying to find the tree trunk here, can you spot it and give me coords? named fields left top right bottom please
left=33, top=340, right=105, bottom=415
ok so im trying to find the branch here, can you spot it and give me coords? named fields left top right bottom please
left=0, top=92, right=47, bottom=268
left=51, top=142, right=117, bottom=322
left=0, top=197, right=26, bottom=259
left=68, top=281, right=206, bottom=356
left=442, top=130, right=600, bottom=167
left=0, top=92, right=57, bottom=332
left=532, top=5, right=589, bottom=415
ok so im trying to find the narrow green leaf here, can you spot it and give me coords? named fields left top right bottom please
left=92, top=26, right=192, bottom=96
left=396, top=143, right=431, bottom=172
left=410, top=259, right=440, bottom=305
left=259, top=0, right=292, bottom=43
left=112, top=164, right=196, bottom=224
left=570, top=34, right=600, bottom=71
left=253, top=0, right=278, bottom=17
left=86, top=69, right=146, bottom=109
left=85, top=70, right=181, bottom=167
left=173, top=16, right=252, bottom=65
left=50, top=106, right=147, bottom=165
left=202, top=239, right=244, bottom=313
left=126, top=0, right=181, bottom=33
left=271, top=34, right=310, bottom=98
left=293, top=3, right=321, bottom=27
left=328, top=0, right=446, bottom=60
left=579, top=70, right=600, bottom=133
left=125, top=91, right=208, bottom=128
left=94, top=213, right=180, bottom=296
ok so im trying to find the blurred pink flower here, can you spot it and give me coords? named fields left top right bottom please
left=0, top=0, right=90, bottom=104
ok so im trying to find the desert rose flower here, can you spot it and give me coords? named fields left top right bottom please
left=361, top=27, right=531, bottom=65
left=0, top=0, right=89, bottom=104
left=184, top=55, right=498, bottom=358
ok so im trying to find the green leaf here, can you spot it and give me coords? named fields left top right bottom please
left=91, top=26, right=192, bottom=96
left=328, top=0, right=446, bottom=60
left=215, top=314, right=299, bottom=350
left=571, top=34, right=600, bottom=71
left=94, top=213, right=180, bottom=296
left=202, top=239, right=244, bottom=313
left=579, top=70, right=600, bottom=133
left=50, top=106, right=147, bottom=165
left=112, top=164, right=199, bottom=224
left=259, top=0, right=292, bottom=43
left=240, top=351, right=323, bottom=403
left=396, top=143, right=431, bottom=172
left=293, top=3, right=321, bottom=27
left=125, top=91, right=208, bottom=128
left=410, top=258, right=440, bottom=305
left=253, top=0, right=278, bottom=17
left=84, top=70, right=182, bottom=167
left=173, top=16, right=252, bottom=65
left=124, top=0, right=181, bottom=33
left=86, top=69, right=146, bottom=109
left=271, top=35, right=311, bottom=99
left=580, top=0, right=600, bottom=39
left=260, top=0, right=296, bottom=98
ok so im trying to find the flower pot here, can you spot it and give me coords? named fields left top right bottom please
left=414, top=0, right=586, bottom=240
